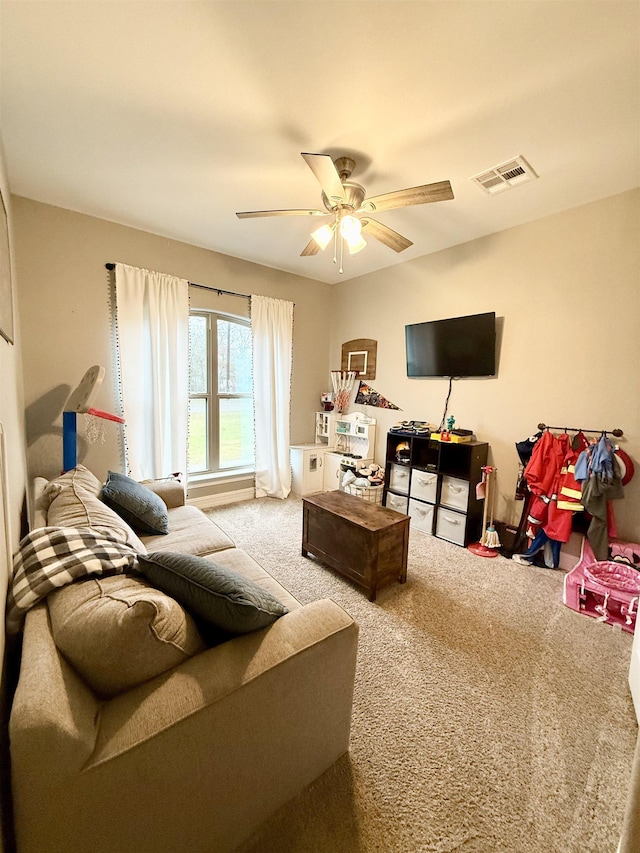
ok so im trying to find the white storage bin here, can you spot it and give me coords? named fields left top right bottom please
left=436, top=507, right=467, bottom=546
left=389, top=464, right=410, bottom=495
left=408, top=498, right=434, bottom=535
left=409, top=470, right=438, bottom=504
left=440, top=475, right=469, bottom=512
left=385, top=492, right=408, bottom=514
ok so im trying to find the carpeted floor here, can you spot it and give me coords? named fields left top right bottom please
left=206, top=496, right=638, bottom=853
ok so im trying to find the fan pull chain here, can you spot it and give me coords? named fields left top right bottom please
left=338, top=233, right=344, bottom=274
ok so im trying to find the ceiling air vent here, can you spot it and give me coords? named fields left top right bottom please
left=470, top=156, right=538, bottom=195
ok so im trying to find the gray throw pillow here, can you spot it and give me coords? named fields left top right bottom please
left=138, top=551, right=289, bottom=634
left=102, top=471, right=169, bottom=535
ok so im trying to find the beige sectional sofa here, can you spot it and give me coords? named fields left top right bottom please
left=9, top=467, right=359, bottom=853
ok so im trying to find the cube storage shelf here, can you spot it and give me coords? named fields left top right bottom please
left=383, top=431, right=489, bottom=547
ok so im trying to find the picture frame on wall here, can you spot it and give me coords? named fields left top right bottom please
left=0, top=188, right=14, bottom=345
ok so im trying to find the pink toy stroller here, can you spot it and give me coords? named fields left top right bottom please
left=563, top=537, right=640, bottom=633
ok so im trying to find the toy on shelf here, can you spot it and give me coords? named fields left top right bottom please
left=563, top=537, right=640, bottom=633
left=62, top=365, right=125, bottom=471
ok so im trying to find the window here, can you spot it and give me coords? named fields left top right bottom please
left=188, top=311, right=254, bottom=476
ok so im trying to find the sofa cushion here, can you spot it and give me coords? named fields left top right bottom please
left=39, top=464, right=102, bottom=511
left=138, top=551, right=289, bottom=634
left=47, top=483, right=147, bottom=553
left=140, top=505, right=234, bottom=556
left=210, top=547, right=301, bottom=612
left=48, top=575, right=206, bottom=698
left=101, top=471, right=169, bottom=535
left=139, top=477, right=186, bottom=509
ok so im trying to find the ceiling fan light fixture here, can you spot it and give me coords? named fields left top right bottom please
left=311, top=222, right=335, bottom=250
left=347, top=235, right=367, bottom=255
left=339, top=214, right=362, bottom=241
left=238, top=152, right=453, bottom=268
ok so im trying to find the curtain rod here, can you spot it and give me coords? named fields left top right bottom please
left=105, top=263, right=250, bottom=301
left=538, top=422, right=624, bottom=438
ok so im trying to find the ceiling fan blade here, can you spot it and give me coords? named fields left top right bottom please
left=236, top=208, right=326, bottom=219
left=363, top=180, right=454, bottom=213
left=361, top=218, right=413, bottom=252
left=301, top=153, right=346, bottom=204
left=300, top=239, right=321, bottom=257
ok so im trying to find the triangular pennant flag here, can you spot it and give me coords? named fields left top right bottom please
left=354, top=381, right=401, bottom=410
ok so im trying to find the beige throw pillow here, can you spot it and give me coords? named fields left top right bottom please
left=46, top=483, right=147, bottom=553
left=39, top=464, right=102, bottom=510
left=48, top=575, right=206, bottom=698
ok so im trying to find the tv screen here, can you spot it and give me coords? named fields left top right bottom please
left=406, top=312, right=496, bottom=377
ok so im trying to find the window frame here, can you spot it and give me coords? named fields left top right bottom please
left=188, top=309, right=254, bottom=478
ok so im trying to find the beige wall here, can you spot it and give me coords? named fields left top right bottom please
left=10, top=190, right=640, bottom=542
left=12, top=197, right=333, bottom=498
left=331, top=189, right=640, bottom=542
left=0, top=139, right=27, bottom=853
left=0, top=152, right=26, bottom=616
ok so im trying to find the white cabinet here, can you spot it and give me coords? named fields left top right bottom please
left=323, top=451, right=343, bottom=492
left=294, top=412, right=378, bottom=496
left=290, top=444, right=329, bottom=496
left=630, top=621, right=640, bottom=724
left=315, top=412, right=337, bottom=445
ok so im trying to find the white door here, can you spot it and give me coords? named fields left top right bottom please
left=323, top=451, right=342, bottom=491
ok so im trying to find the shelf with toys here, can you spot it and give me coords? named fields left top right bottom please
left=383, top=419, right=488, bottom=547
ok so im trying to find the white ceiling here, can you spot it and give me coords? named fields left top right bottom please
left=1, top=1, right=638, bottom=284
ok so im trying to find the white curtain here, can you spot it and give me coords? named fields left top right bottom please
left=251, top=294, right=294, bottom=499
left=114, top=263, right=189, bottom=481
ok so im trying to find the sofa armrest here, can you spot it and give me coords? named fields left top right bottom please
left=12, top=599, right=358, bottom=853
left=140, top=478, right=186, bottom=509
left=10, top=605, right=100, bottom=776
left=81, top=598, right=358, bottom=852
left=92, top=597, right=357, bottom=765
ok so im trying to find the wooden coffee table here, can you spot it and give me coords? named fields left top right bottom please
left=302, top=490, right=410, bottom=601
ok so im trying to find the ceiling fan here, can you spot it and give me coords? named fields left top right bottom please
left=236, top=153, right=454, bottom=273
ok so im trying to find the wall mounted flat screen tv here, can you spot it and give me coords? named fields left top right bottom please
left=406, top=312, right=496, bottom=377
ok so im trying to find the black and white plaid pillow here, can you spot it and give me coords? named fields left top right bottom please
left=6, top=526, right=140, bottom=633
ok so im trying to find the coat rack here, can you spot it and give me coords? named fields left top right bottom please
left=537, top=423, right=624, bottom=438
left=507, top=422, right=626, bottom=557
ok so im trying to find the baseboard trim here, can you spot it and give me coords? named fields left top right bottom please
left=187, top=487, right=255, bottom=510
